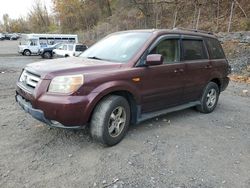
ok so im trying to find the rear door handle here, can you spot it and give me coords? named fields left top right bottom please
left=205, top=65, right=212, bottom=69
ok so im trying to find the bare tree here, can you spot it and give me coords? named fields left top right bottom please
left=3, top=14, right=10, bottom=32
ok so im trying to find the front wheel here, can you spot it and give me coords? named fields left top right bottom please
left=23, top=50, right=31, bottom=56
left=196, top=82, right=220, bottom=113
left=90, top=95, right=130, bottom=146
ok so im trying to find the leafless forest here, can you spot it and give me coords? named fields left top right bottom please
left=0, top=0, right=249, bottom=41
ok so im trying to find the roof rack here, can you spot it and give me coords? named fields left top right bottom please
left=173, top=27, right=214, bottom=35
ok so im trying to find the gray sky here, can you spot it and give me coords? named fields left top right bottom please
left=0, top=0, right=52, bottom=22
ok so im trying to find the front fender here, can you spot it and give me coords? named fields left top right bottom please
left=83, top=80, right=141, bottom=123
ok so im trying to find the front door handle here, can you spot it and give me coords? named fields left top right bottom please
left=174, top=68, right=184, bottom=73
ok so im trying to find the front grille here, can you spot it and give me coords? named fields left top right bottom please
left=19, top=70, right=41, bottom=91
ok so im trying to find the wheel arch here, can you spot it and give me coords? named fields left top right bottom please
left=210, top=78, right=221, bottom=92
left=23, top=49, right=31, bottom=55
left=86, top=88, right=139, bottom=126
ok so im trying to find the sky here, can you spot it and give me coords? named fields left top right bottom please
left=0, top=0, right=52, bottom=22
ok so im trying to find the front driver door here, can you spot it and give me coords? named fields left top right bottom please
left=139, top=36, right=186, bottom=113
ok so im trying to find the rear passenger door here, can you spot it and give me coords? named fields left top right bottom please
left=205, top=37, right=228, bottom=77
left=181, top=36, right=211, bottom=102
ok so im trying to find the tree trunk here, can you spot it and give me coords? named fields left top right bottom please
left=228, top=1, right=235, bottom=32
left=196, top=7, right=201, bottom=30
left=216, top=0, right=220, bottom=31
left=173, top=10, right=178, bottom=28
left=98, top=0, right=112, bottom=18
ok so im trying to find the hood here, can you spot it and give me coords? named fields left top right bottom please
left=25, top=57, right=122, bottom=79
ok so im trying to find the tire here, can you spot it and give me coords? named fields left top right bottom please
left=23, top=50, right=31, bottom=56
left=90, top=95, right=130, bottom=146
left=43, top=52, right=52, bottom=59
left=196, top=82, right=220, bottom=113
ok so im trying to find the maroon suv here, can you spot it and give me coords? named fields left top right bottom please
left=16, top=29, right=230, bottom=146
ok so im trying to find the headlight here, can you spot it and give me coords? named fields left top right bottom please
left=48, top=74, right=84, bottom=94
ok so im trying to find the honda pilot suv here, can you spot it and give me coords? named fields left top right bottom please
left=16, top=29, right=230, bottom=146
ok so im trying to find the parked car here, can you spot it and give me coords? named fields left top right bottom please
left=53, top=43, right=88, bottom=57
left=39, top=43, right=62, bottom=59
left=0, top=33, right=5, bottom=40
left=4, top=33, right=19, bottom=40
left=15, top=29, right=230, bottom=146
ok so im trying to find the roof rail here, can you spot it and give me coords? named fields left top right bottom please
left=173, top=27, right=214, bottom=35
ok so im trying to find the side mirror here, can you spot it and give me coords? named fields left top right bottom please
left=145, top=54, right=163, bottom=66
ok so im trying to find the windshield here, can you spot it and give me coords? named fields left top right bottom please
left=80, top=32, right=151, bottom=63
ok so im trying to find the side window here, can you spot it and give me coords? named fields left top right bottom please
left=149, top=39, right=180, bottom=64
left=63, top=45, right=67, bottom=50
left=30, top=40, right=38, bottom=46
left=68, top=44, right=74, bottom=51
left=182, top=40, right=207, bottom=60
left=205, top=38, right=225, bottom=59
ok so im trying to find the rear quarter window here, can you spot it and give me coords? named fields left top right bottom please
left=205, top=38, right=225, bottom=59
left=182, top=39, right=207, bottom=61
left=75, top=45, right=87, bottom=52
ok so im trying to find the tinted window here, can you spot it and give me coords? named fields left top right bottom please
left=76, top=45, right=87, bottom=52
left=206, top=38, right=225, bottom=59
left=182, top=40, right=207, bottom=60
left=150, top=39, right=180, bottom=64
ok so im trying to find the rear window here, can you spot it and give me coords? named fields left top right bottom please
left=205, top=38, right=225, bottom=59
left=182, top=40, right=207, bottom=60
left=75, top=45, right=87, bottom=52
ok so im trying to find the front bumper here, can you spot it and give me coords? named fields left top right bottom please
left=15, top=94, right=84, bottom=129
left=18, top=49, right=24, bottom=54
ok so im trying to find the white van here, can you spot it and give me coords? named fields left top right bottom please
left=53, top=43, right=88, bottom=57
left=18, top=34, right=78, bottom=56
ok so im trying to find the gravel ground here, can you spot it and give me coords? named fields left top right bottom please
left=0, top=41, right=250, bottom=188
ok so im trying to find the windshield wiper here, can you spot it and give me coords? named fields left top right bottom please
left=87, top=56, right=104, bottom=60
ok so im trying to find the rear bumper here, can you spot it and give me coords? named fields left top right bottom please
left=15, top=94, right=85, bottom=129
left=221, top=77, right=230, bottom=91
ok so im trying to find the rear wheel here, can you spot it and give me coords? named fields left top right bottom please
left=196, top=82, right=220, bottom=113
left=23, top=50, right=31, bottom=56
left=90, top=95, right=130, bottom=146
